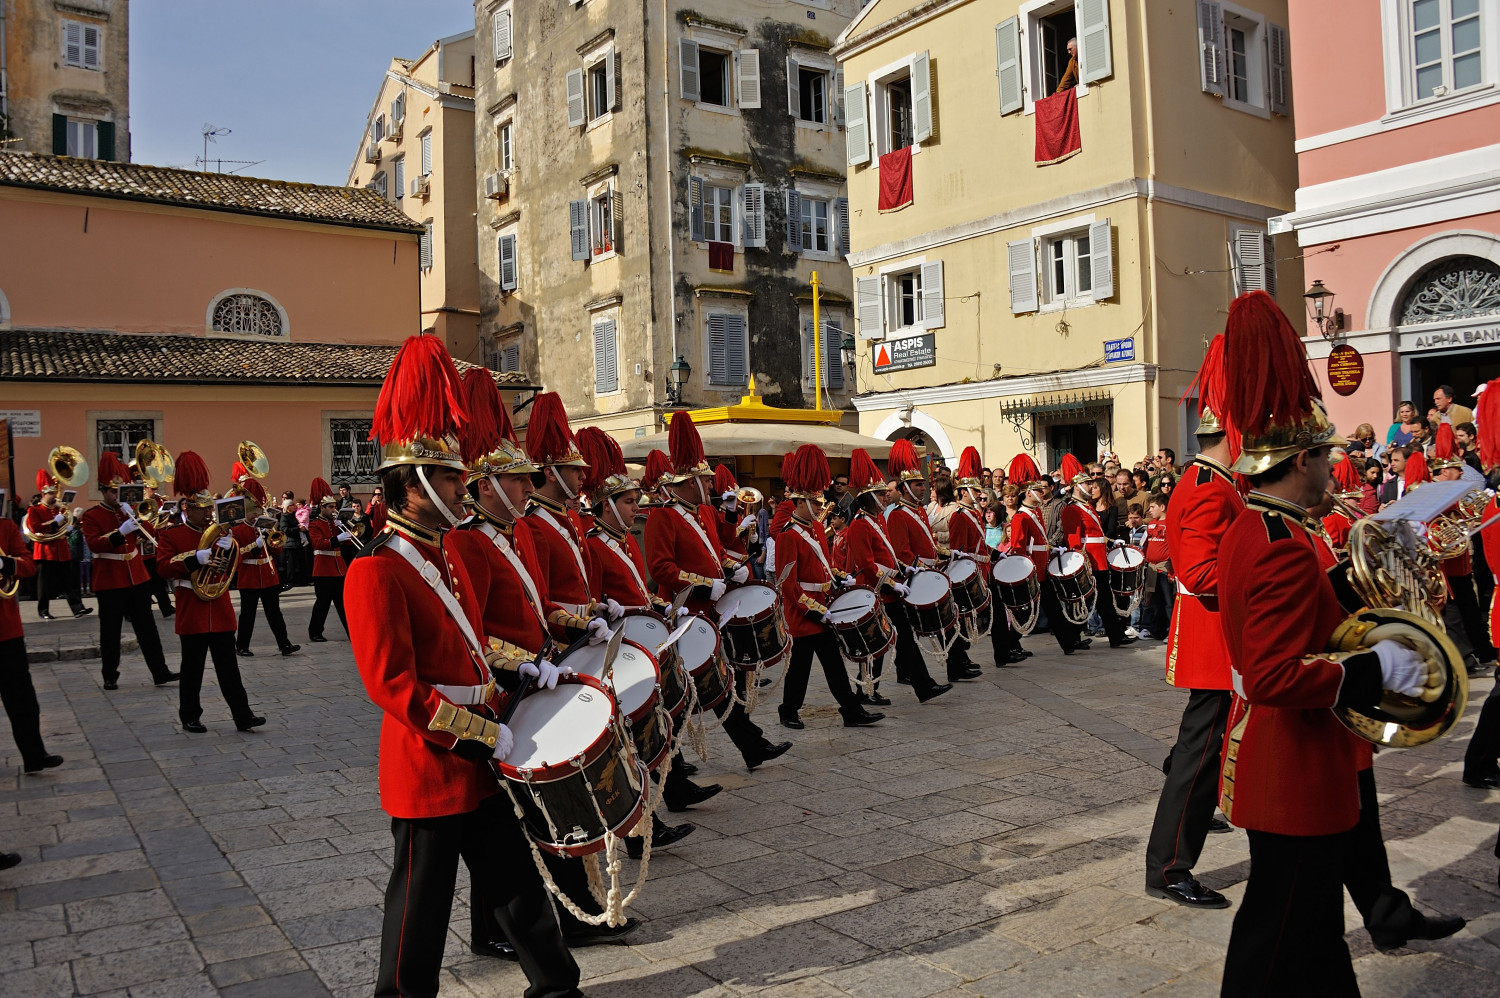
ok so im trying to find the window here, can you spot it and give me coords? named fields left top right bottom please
left=800, top=196, right=829, bottom=253
left=1398, top=256, right=1500, bottom=324
left=498, top=233, right=518, bottom=291
left=500, top=122, right=514, bottom=173
left=705, top=184, right=734, bottom=242
left=97, top=420, right=152, bottom=466
left=570, top=184, right=621, bottom=261
left=66, top=119, right=96, bottom=159
left=493, top=7, right=513, bottom=63
left=857, top=51, right=932, bottom=161
left=499, top=342, right=522, bottom=373
left=369, top=172, right=388, bottom=199
left=62, top=19, right=101, bottom=70
left=1045, top=231, right=1094, bottom=303
left=997, top=1, right=1112, bottom=117
left=1009, top=219, right=1113, bottom=313
left=391, top=93, right=405, bottom=128
left=680, top=39, right=760, bottom=109
left=589, top=190, right=615, bottom=256
left=568, top=47, right=616, bottom=126
left=420, top=221, right=434, bottom=271
left=1409, top=0, right=1484, bottom=101
left=705, top=312, right=749, bottom=387
left=803, top=318, right=847, bottom=390
left=1038, top=7, right=1077, bottom=95
left=886, top=76, right=914, bottom=153
left=211, top=292, right=285, bottom=338
left=789, top=61, right=831, bottom=123
left=1230, top=227, right=1277, bottom=297
left=1197, top=2, right=1288, bottom=115
left=593, top=319, right=619, bottom=394
left=394, top=157, right=405, bottom=200
left=889, top=268, right=924, bottom=330
left=701, top=49, right=731, bottom=107
left=374, top=114, right=386, bottom=143
left=420, top=131, right=432, bottom=176
left=589, top=60, right=610, bottom=119
left=330, top=419, right=381, bottom=485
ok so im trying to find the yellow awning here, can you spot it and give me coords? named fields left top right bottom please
left=621, top=421, right=895, bottom=460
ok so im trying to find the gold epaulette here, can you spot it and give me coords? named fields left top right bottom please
left=484, top=637, right=532, bottom=673
left=428, top=701, right=500, bottom=748
left=677, top=570, right=715, bottom=588
left=798, top=593, right=829, bottom=616
left=649, top=595, right=672, bottom=612
left=547, top=608, right=592, bottom=633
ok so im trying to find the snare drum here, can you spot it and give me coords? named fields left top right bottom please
left=715, top=582, right=789, bottom=671
left=499, top=675, right=647, bottom=857
left=905, top=569, right=958, bottom=641
left=825, top=586, right=895, bottom=661
left=1107, top=545, right=1146, bottom=599
left=675, top=613, right=732, bottom=712
left=617, top=611, right=689, bottom=722
left=1047, top=550, right=1096, bottom=624
left=609, top=648, right=671, bottom=772
left=991, top=556, right=1039, bottom=611
left=944, top=557, right=991, bottom=615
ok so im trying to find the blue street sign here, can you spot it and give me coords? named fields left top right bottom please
left=1104, top=338, right=1135, bottom=363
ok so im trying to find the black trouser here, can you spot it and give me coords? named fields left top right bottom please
left=946, top=634, right=974, bottom=678
left=382, top=792, right=580, bottom=998
left=237, top=587, right=292, bottom=651
left=36, top=560, right=85, bottom=615
left=0, top=635, right=49, bottom=768
left=1221, top=829, right=1359, bottom=998
left=1343, top=767, right=1421, bottom=938
left=782, top=631, right=862, bottom=716
left=1092, top=566, right=1130, bottom=646
left=1448, top=572, right=1497, bottom=663
left=1463, top=676, right=1500, bottom=782
left=95, top=584, right=171, bottom=684
left=717, top=668, right=772, bottom=762
left=874, top=608, right=941, bottom=696
left=143, top=559, right=173, bottom=615
left=178, top=632, right=254, bottom=726
left=309, top=577, right=347, bottom=638
left=1041, top=579, right=1083, bottom=652
left=1145, top=689, right=1232, bottom=890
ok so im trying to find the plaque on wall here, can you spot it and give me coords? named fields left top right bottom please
left=1327, top=344, right=1364, bottom=397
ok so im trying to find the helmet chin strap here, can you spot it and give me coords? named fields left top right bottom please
left=488, top=475, right=521, bottom=521
left=550, top=465, right=577, bottom=502
left=606, top=494, right=623, bottom=529
left=416, top=466, right=464, bottom=527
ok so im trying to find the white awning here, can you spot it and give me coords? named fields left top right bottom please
left=620, top=421, right=895, bottom=460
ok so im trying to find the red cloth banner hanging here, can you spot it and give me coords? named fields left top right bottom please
left=878, top=147, right=913, bottom=212
left=1035, top=89, right=1082, bottom=166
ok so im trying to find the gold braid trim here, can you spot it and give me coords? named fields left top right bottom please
left=170, top=550, right=200, bottom=566
left=677, top=570, right=715, bottom=588
left=428, top=701, right=500, bottom=748
left=547, top=608, right=592, bottom=632
left=484, top=638, right=532, bottom=673
left=798, top=593, right=829, bottom=616
left=648, top=594, right=672, bottom=612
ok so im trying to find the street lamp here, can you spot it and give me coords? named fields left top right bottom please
left=840, top=331, right=857, bottom=385
left=665, top=355, right=691, bottom=406
left=1304, top=280, right=1346, bottom=339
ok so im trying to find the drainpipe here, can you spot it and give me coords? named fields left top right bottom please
left=1137, top=0, right=1160, bottom=455
left=660, top=0, right=677, bottom=421
left=1, top=0, right=9, bottom=138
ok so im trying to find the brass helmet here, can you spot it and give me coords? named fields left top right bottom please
left=372, top=336, right=471, bottom=474
left=458, top=368, right=539, bottom=481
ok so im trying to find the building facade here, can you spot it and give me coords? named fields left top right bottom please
left=1271, top=0, right=1500, bottom=431
left=1, top=0, right=129, bottom=161
left=473, top=0, right=862, bottom=440
left=833, top=0, right=1304, bottom=467
left=346, top=31, right=482, bottom=364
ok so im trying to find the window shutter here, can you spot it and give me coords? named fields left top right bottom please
left=63, top=21, right=82, bottom=65
left=680, top=39, right=700, bottom=100
left=499, top=234, right=518, bottom=291
left=1231, top=228, right=1267, bottom=295
left=394, top=158, right=405, bottom=198
left=835, top=197, right=850, bottom=257
left=1089, top=219, right=1114, bottom=301
left=421, top=223, right=434, bottom=270
left=742, top=183, right=766, bottom=248
left=570, top=199, right=589, bottom=261
left=53, top=114, right=67, bottom=155
left=911, top=51, right=934, bottom=144
left=421, top=132, right=432, bottom=174
left=1197, top=2, right=1225, bottom=96
left=804, top=319, right=816, bottom=388
left=845, top=81, right=869, bottom=166
left=566, top=69, right=586, bottom=127
left=726, top=314, right=748, bottom=385
left=1008, top=239, right=1038, bottom=314
left=689, top=177, right=705, bottom=242
left=502, top=344, right=520, bottom=372
left=824, top=321, right=845, bottom=390
left=1263, top=234, right=1278, bottom=297
left=96, top=121, right=114, bottom=161
left=1267, top=23, right=1290, bottom=115
left=856, top=275, right=882, bottom=339
left=707, top=314, right=728, bottom=383
left=605, top=47, right=617, bottom=111
left=737, top=49, right=761, bottom=109
left=995, top=17, right=1023, bottom=115
left=611, top=190, right=625, bottom=255
left=392, top=93, right=405, bottom=123
left=784, top=189, right=802, bottom=252
left=82, top=25, right=101, bottom=69
left=494, top=10, right=512, bottom=62
left=1077, top=0, right=1113, bottom=84
left=786, top=56, right=800, bottom=116
left=594, top=320, right=619, bottom=394
left=921, top=261, right=945, bottom=329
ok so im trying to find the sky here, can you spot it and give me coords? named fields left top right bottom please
left=130, top=1, right=472, bottom=185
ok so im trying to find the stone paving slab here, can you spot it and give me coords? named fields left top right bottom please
left=1, top=597, right=1498, bottom=997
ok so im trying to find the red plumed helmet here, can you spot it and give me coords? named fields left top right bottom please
left=458, top=368, right=502, bottom=463
left=887, top=438, right=921, bottom=481
left=667, top=411, right=708, bottom=475
left=849, top=448, right=887, bottom=494
left=642, top=450, right=672, bottom=492
left=96, top=452, right=130, bottom=489
left=525, top=392, right=586, bottom=467
left=1058, top=453, right=1085, bottom=484
left=1183, top=334, right=1241, bottom=459
left=784, top=444, right=830, bottom=497
left=1006, top=454, right=1040, bottom=485
left=1403, top=451, right=1431, bottom=489
left=230, top=461, right=251, bottom=484
left=577, top=427, right=621, bottom=495
left=713, top=463, right=737, bottom=495
left=1433, top=423, right=1457, bottom=462
left=370, top=334, right=467, bottom=446
left=173, top=451, right=212, bottom=498
left=956, top=446, right=983, bottom=483
left=309, top=477, right=334, bottom=505
left=1331, top=452, right=1362, bottom=492
left=243, top=478, right=268, bottom=506
left=1478, top=380, right=1500, bottom=471
left=36, top=468, right=55, bottom=491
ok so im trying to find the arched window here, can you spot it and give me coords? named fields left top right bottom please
left=1398, top=256, right=1500, bottom=326
left=207, top=290, right=287, bottom=339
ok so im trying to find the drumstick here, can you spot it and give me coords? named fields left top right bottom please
left=500, top=630, right=593, bottom=725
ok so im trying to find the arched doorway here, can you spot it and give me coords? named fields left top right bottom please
left=870, top=408, right=956, bottom=467
left=1398, top=255, right=1500, bottom=406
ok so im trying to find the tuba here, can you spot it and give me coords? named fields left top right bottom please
left=735, top=486, right=763, bottom=542
left=238, top=440, right=270, bottom=480
left=191, top=521, right=241, bottom=601
left=26, top=446, right=90, bottom=543
left=134, top=439, right=175, bottom=489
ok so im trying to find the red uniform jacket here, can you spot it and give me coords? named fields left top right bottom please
left=946, top=505, right=990, bottom=563
left=308, top=517, right=346, bottom=578
left=776, top=519, right=840, bottom=639
left=886, top=503, right=938, bottom=567
left=25, top=504, right=70, bottom=561
left=1061, top=501, right=1109, bottom=571
left=586, top=524, right=656, bottom=608
left=1219, top=494, right=1368, bottom=836
left=842, top=512, right=902, bottom=605
left=368, top=500, right=388, bottom=535
left=80, top=504, right=149, bottom=590
left=525, top=496, right=595, bottom=613
left=1485, top=496, right=1500, bottom=639
left=230, top=522, right=280, bottom=590
left=646, top=501, right=728, bottom=615
left=1321, top=508, right=1354, bottom=553
left=1009, top=506, right=1053, bottom=573
left=348, top=526, right=499, bottom=819
left=0, top=518, right=38, bottom=642
left=1164, top=456, right=1242, bottom=690
left=450, top=519, right=550, bottom=666
left=717, top=508, right=749, bottom=563
left=830, top=529, right=850, bottom=569
left=156, top=523, right=238, bottom=635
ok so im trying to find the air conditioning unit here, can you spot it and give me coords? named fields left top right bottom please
left=365, top=142, right=380, bottom=164
left=387, top=117, right=403, bottom=141
left=483, top=172, right=508, bottom=200
left=410, top=175, right=431, bottom=199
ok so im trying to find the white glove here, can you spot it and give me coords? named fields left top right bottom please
left=1111, top=539, right=1126, bottom=549
left=738, top=514, right=757, bottom=532
left=676, top=606, right=692, bottom=619
left=195, top=548, right=213, bottom=565
left=1053, top=546, right=1069, bottom=556
left=723, top=497, right=738, bottom=514
left=604, top=598, right=625, bottom=621
left=490, top=723, right=515, bottom=761
left=709, top=579, right=726, bottom=601
left=52, top=513, right=66, bottom=525
left=120, top=502, right=134, bottom=516
left=336, top=531, right=353, bottom=542
left=721, top=490, right=736, bottom=503
left=585, top=617, right=611, bottom=645
left=255, top=535, right=267, bottom=550
left=119, top=519, right=140, bottom=536
left=1371, top=639, right=1427, bottom=698
left=835, top=574, right=855, bottom=589
left=519, top=659, right=570, bottom=690
left=891, top=582, right=911, bottom=598
left=216, top=536, right=233, bottom=550
left=731, top=565, right=749, bottom=584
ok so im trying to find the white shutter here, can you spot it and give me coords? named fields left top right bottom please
left=606, top=47, right=617, bottom=111
left=493, top=9, right=512, bottom=62
left=420, top=223, right=434, bottom=270
left=995, top=17, right=1023, bottom=115
left=835, top=197, right=850, bottom=257
left=742, top=183, right=766, bottom=248
left=911, top=51, right=933, bottom=144
left=1089, top=219, right=1114, bottom=301
left=689, top=177, right=705, bottom=242
left=1008, top=239, right=1038, bottom=314
left=420, top=132, right=432, bottom=175
left=787, top=56, right=801, bottom=116
left=1077, top=0, right=1113, bottom=84
left=566, top=69, right=586, bottom=127
left=1231, top=228, right=1268, bottom=295
left=594, top=321, right=619, bottom=394
left=737, top=49, right=761, bottom=109
left=82, top=25, right=101, bottom=69
left=921, top=261, right=945, bottom=329
left=394, top=158, right=404, bottom=199
left=570, top=200, right=589, bottom=261
left=1267, top=23, right=1290, bottom=115
left=785, top=190, right=802, bottom=252
left=499, top=234, right=518, bottom=291
left=680, top=39, right=700, bottom=100
left=1197, top=2, right=1225, bottom=96
left=64, top=21, right=82, bottom=66
left=845, top=81, right=870, bottom=166
left=726, top=314, right=749, bottom=385
left=856, top=276, right=883, bottom=339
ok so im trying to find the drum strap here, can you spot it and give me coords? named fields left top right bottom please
left=529, top=506, right=591, bottom=590
left=385, top=534, right=490, bottom=682
left=789, top=523, right=834, bottom=581
left=894, top=505, right=938, bottom=556
left=859, top=514, right=901, bottom=570
left=953, top=508, right=989, bottom=561
left=1022, top=508, right=1048, bottom=546
left=477, top=521, right=552, bottom=637
left=673, top=503, right=721, bottom=566
left=596, top=531, right=651, bottom=601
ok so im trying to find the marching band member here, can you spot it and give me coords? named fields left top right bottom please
left=645, top=413, right=791, bottom=770
left=711, top=463, right=758, bottom=571
left=155, top=452, right=264, bottom=735
left=0, top=508, right=63, bottom=773
left=1321, top=456, right=1364, bottom=554
left=1007, top=459, right=1085, bottom=654
left=1060, top=455, right=1134, bottom=648
left=227, top=463, right=298, bottom=658
left=774, top=444, right=883, bottom=730
left=1144, top=336, right=1240, bottom=911
left=1465, top=380, right=1500, bottom=791
left=1432, top=425, right=1498, bottom=670
left=949, top=447, right=1027, bottom=666
left=347, top=336, right=581, bottom=998
left=306, top=479, right=349, bottom=643
left=137, top=477, right=174, bottom=618
left=26, top=471, right=91, bottom=619
left=885, top=439, right=980, bottom=681
left=79, top=453, right=178, bottom=689
left=842, top=448, right=949, bottom=704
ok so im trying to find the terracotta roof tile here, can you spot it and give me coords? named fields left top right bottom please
left=0, top=152, right=422, bottom=233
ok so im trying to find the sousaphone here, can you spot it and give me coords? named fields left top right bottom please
left=26, top=446, right=89, bottom=543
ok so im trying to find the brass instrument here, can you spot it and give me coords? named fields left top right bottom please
left=0, top=544, right=18, bottom=599
left=337, top=509, right=369, bottom=549
left=124, top=495, right=164, bottom=548
left=134, top=439, right=175, bottom=489
left=254, top=515, right=286, bottom=548
left=1329, top=607, right=1466, bottom=748
left=238, top=440, right=270, bottom=480
left=26, top=446, right=90, bottom=543
left=734, top=486, right=763, bottom=542
left=1427, top=488, right=1491, bottom=559
left=191, top=521, right=241, bottom=601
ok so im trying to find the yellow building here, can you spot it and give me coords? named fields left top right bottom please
left=346, top=31, right=481, bottom=363
left=832, top=0, right=1305, bottom=468
left=1, top=0, right=129, bottom=161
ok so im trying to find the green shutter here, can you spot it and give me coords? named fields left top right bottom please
left=53, top=114, right=68, bottom=155
left=97, top=121, right=115, bottom=161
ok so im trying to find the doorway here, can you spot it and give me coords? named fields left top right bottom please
left=1408, top=348, right=1500, bottom=417
left=1047, top=422, right=1098, bottom=467
left=1039, top=7, right=1078, bottom=94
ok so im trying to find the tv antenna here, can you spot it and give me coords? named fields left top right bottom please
left=195, top=123, right=264, bottom=175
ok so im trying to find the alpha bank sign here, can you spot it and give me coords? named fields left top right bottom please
left=1401, top=323, right=1500, bottom=353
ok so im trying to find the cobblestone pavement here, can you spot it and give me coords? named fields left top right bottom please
left=2, top=591, right=1498, bottom=997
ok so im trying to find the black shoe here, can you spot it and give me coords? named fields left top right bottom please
left=235, top=716, right=267, bottom=732
left=182, top=721, right=208, bottom=734
left=237, top=647, right=254, bottom=657
left=1207, top=816, right=1232, bottom=834
left=154, top=672, right=181, bottom=686
left=280, top=644, right=301, bottom=656
left=73, top=607, right=94, bottom=618
left=0, top=852, right=21, bottom=871
left=842, top=709, right=884, bottom=727
left=162, top=608, right=175, bottom=618
left=102, top=681, right=119, bottom=691
left=1463, top=774, right=1500, bottom=789
left=665, top=782, right=722, bottom=812
left=916, top=683, right=953, bottom=703
left=469, top=939, right=517, bottom=961
left=279, top=584, right=294, bottom=594
left=308, top=634, right=327, bottom=642
left=756, top=677, right=773, bottom=688
left=38, top=612, right=55, bottom=620
left=23, top=754, right=63, bottom=774
left=1370, top=912, right=1466, bottom=949
left=1075, top=638, right=1092, bottom=650
left=1005, top=650, right=1029, bottom=664
left=861, top=692, right=892, bottom=707
left=677, top=759, right=699, bottom=777
left=564, top=917, right=639, bottom=946
left=947, top=667, right=982, bottom=681
left=1111, top=636, right=1138, bottom=648
left=778, top=708, right=804, bottom=730
left=744, top=740, right=792, bottom=771
left=895, top=677, right=912, bottom=685
left=1018, top=649, right=1034, bottom=659
left=1147, top=878, right=1231, bottom=909
left=627, top=821, right=695, bottom=858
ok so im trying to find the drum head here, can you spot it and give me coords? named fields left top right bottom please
left=827, top=587, right=877, bottom=621
left=908, top=570, right=951, bottom=601
left=561, top=642, right=608, bottom=680
left=717, top=582, right=778, bottom=618
left=1050, top=551, right=1087, bottom=577
left=676, top=615, right=719, bottom=668
left=993, top=556, right=1035, bottom=585
left=504, top=682, right=614, bottom=770
left=945, top=559, right=977, bottom=584
left=619, top=614, right=670, bottom=652
left=610, top=648, right=660, bottom=714
left=1108, top=545, right=1145, bottom=570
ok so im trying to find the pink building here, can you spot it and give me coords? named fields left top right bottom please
left=1271, top=0, right=1500, bottom=437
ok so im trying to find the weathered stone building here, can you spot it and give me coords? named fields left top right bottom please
left=474, top=0, right=862, bottom=439
left=1, top=0, right=129, bottom=161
